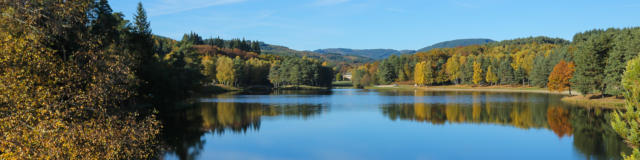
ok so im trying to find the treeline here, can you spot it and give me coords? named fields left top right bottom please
left=351, top=30, right=640, bottom=96
left=157, top=31, right=335, bottom=93
left=181, top=32, right=262, bottom=53
left=268, top=57, right=334, bottom=88
left=0, top=0, right=334, bottom=159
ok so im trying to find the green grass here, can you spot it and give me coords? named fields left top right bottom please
left=366, top=85, right=416, bottom=90
left=561, top=95, right=625, bottom=109
left=332, top=81, right=353, bottom=88
left=278, top=85, right=330, bottom=90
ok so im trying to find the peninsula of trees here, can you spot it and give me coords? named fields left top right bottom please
left=351, top=30, right=640, bottom=97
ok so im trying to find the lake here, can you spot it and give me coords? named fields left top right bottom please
left=159, top=89, right=631, bottom=160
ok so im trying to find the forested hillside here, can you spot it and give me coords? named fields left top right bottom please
left=416, top=38, right=495, bottom=52
left=313, top=48, right=415, bottom=60
left=261, top=43, right=374, bottom=63
left=351, top=31, right=640, bottom=98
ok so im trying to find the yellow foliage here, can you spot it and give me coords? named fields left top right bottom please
left=472, top=61, right=483, bottom=85
left=485, top=66, right=498, bottom=85
left=216, top=56, right=235, bottom=85
left=414, top=61, right=426, bottom=86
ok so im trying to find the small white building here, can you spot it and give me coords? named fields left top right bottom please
left=343, top=74, right=352, bottom=80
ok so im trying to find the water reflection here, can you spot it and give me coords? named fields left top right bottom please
left=159, top=89, right=631, bottom=160
left=160, top=93, right=325, bottom=159
left=380, top=91, right=631, bottom=159
left=199, top=102, right=324, bottom=134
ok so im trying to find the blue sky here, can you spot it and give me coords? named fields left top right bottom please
left=110, top=0, right=640, bottom=50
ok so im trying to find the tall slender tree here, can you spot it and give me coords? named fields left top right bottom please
left=486, top=66, right=498, bottom=85
left=472, top=61, right=483, bottom=85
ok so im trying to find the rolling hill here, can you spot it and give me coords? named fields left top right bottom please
left=416, top=38, right=495, bottom=52
left=313, top=48, right=415, bottom=60
left=310, top=38, right=495, bottom=60
left=260, top=43, right=375, bottom=63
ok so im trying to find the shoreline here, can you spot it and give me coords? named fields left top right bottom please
left=368, top=84, right=624, bottom=109
left=368, top=84, right=576, bottom=95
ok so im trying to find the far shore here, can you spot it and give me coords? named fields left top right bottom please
left=367, top=84, right=625, bottom=109
left=368, top=84, right=577, bottom=95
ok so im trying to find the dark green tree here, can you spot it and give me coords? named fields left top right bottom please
left=530, top=53, right=551, bottom=87
left=377, top=58, right=396, bottom=84
left=572, top=29, right=615, bottom=95
left=461, top=56, right=475, bottom=84
left=498, top=57, right=515, bottom=85
left=604, top=28, right=640, bottom=96
left=131, top=2, right=156, bottom=98
left=89, top=0, right=119, bottom=46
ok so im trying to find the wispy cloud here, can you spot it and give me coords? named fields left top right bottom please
left=146, top=0, right=246, bottom=16
left=313, top=0, right=350, bottom=6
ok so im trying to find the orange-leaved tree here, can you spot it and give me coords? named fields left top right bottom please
left=548, top=60, right=575, bottom=95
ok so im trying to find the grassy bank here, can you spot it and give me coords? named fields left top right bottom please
left=276, top=85, right=330, bottom=90
left=197, top=84, right=241, bottom=95
left=368, top=84, right=624, bottom=109
left=561, top=94, right=625, bottom=109
left=368, top=84, right=575, bottom=95
left=332, top=81, right=353, bottom=89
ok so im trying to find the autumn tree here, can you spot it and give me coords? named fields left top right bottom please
left=216, top=56, right=235, bottom=85
left=0, top=1, right=159, bottom=159
left=424, top=61, right=436, bottom=85
left=445, top=54, right=461, bottom=84
left=548, top=60, right=575, bottom=94
left=414, top=61, right=426, bottom=86
left=485, top=66, right=498, bottom=85
left=472, top=61, right=483, bottom=85
left=201, top=55, right=217, bottom=84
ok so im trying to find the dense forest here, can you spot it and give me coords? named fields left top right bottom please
left=0, top=0, right=334, bottom=159
left=350, top=32, right=640, bottom=97
left=415, top=38, right=495, bottom=52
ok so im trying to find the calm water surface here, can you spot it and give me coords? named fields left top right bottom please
left=159, top=89, right=630, bottom=160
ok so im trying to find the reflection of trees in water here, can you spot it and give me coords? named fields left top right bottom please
left=199, top=102, right=324, bottom=134
left=381, top=91, right=631, bottom=159
left=570, top=108, right=632, bottom=160
left=158, top=100, right=324, bottom=159
left=547, top=107, right=572, bottom=138
left=384, top=93, right=545, bottom=129
left=158, top=102, right=206, bottom=160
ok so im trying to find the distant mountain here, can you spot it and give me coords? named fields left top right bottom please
left=313, top=48, right=414, bottom=60
left=416, top=38, right=495, bottom=52
left=260, top=43, right=375, bottom=63
left=310, top=38, right=495, bottom=60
